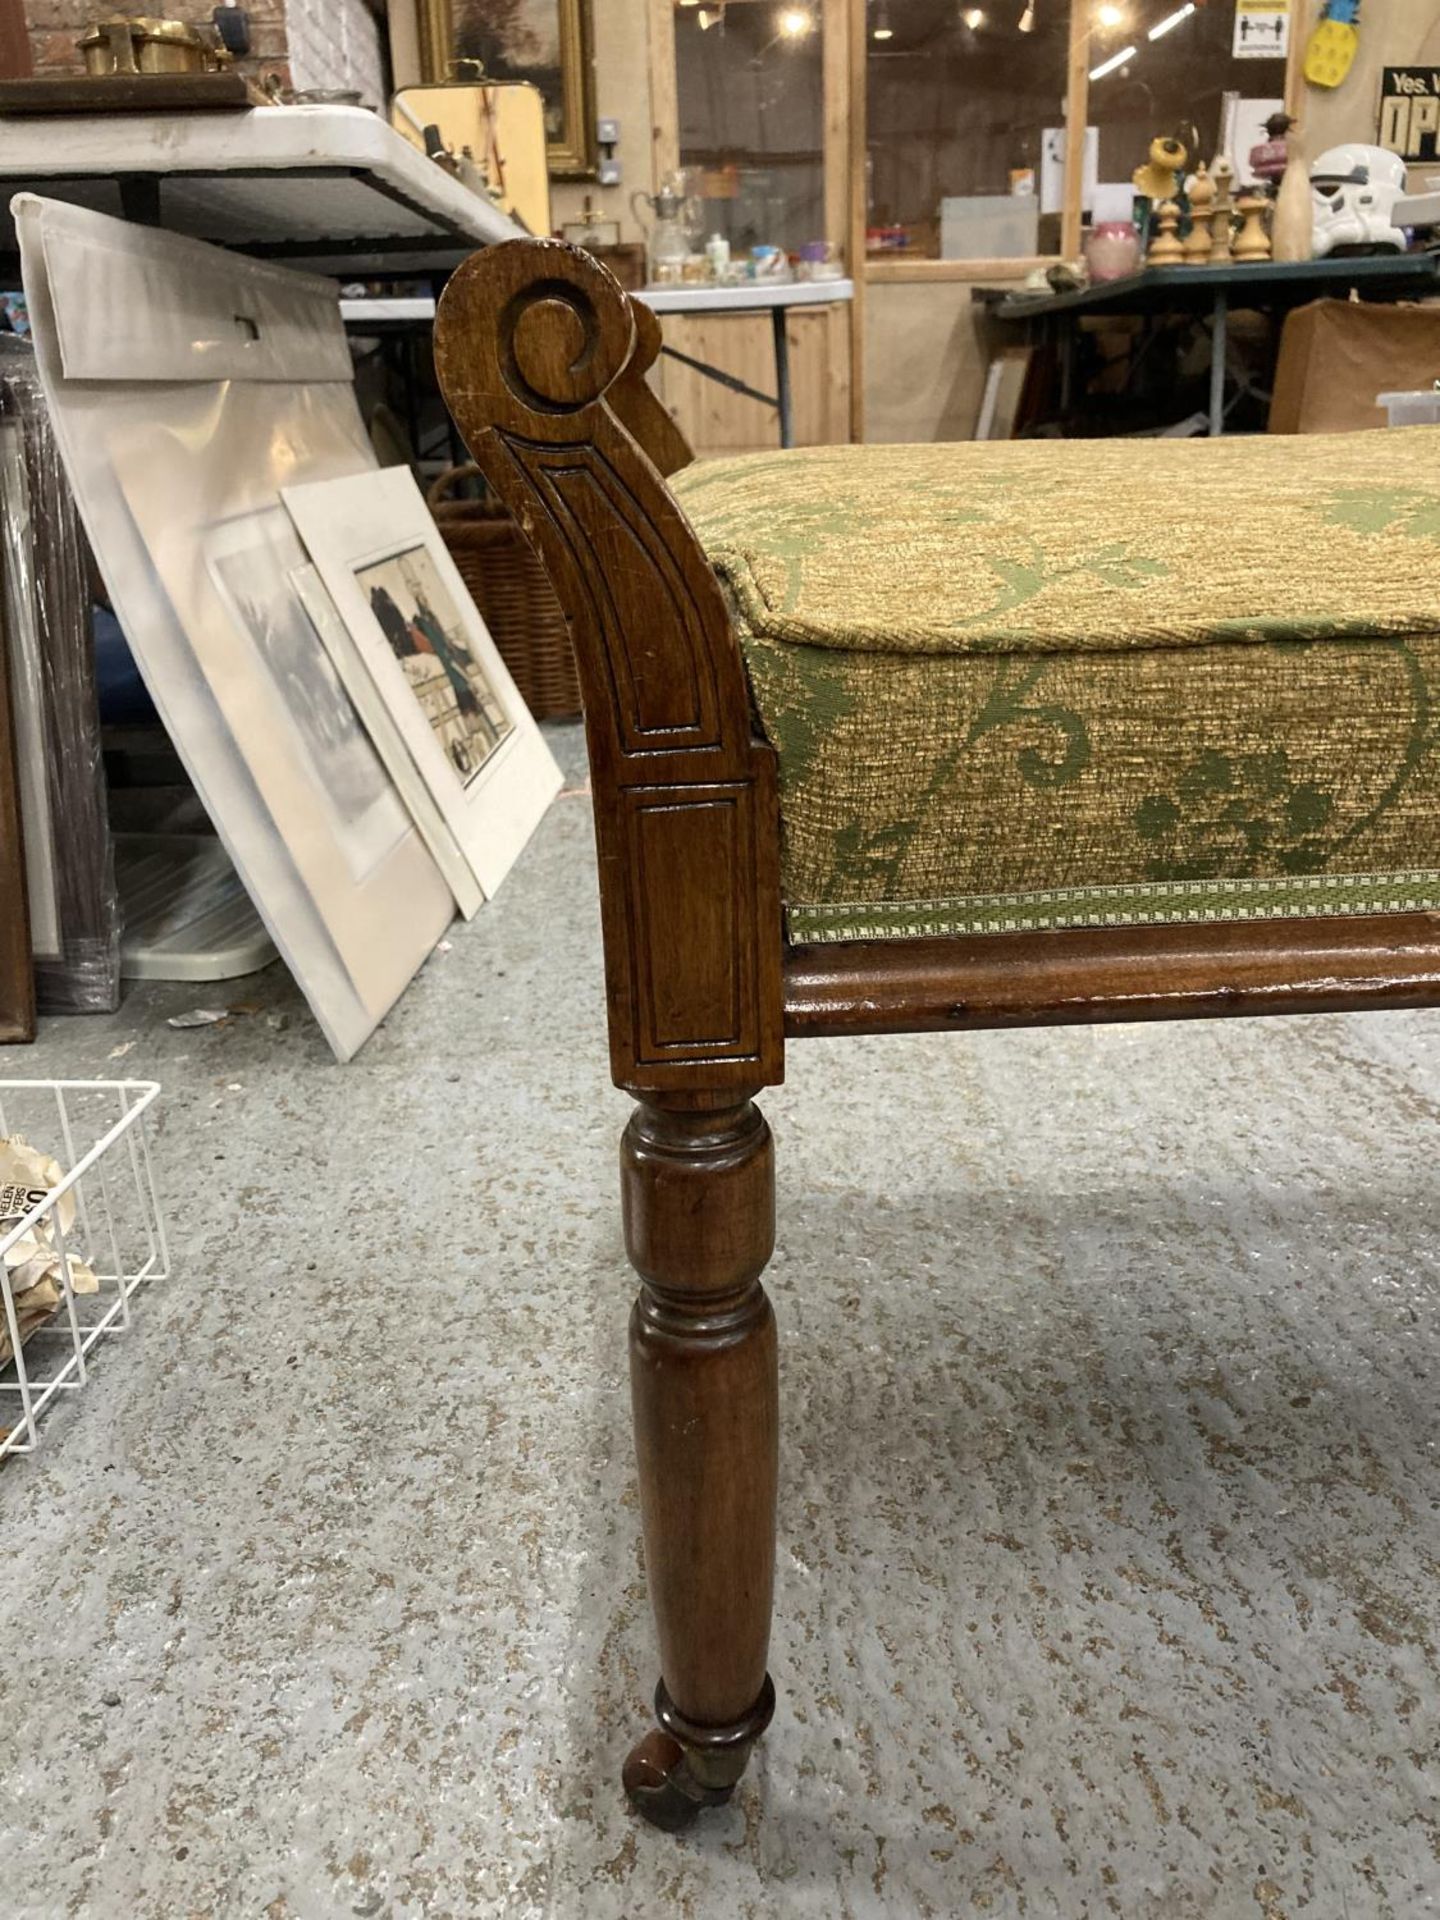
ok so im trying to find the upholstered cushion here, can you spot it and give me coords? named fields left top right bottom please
left=673, top=430, right=1440, bottom=942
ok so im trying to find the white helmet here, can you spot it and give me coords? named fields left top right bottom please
left=1310, top=143, right=1409, bottom=257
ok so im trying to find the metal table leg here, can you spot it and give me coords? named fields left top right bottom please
left=1209, top=289, right=1228, bottom=436
left=1058, top=316, right=1074, bottom=418
left=771, top=304, right=794, bottom=449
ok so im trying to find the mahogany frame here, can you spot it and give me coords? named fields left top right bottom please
left=434, top=237, right=1440, bottom=1829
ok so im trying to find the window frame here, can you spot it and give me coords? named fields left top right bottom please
left=660, top=0, right=1307, bottom=280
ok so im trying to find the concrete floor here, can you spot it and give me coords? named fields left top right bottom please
left=5, top=722, right=1440, bottom=1918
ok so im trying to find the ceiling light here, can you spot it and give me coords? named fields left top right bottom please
left=697, top=4, right=720, bottom=23
left=778, top=5, right=813, bottom=35
left=1018, top=1, right=1035, bottom=27
left=962, top=6, right=986, bottom=27
left=872, top=1, right=893, bottom=36
left=1096, top=2, right=1124, bottom=23
left=1088, top=40, right=1134, bottom=76
left=1147, top=1, right=1194, bottom=37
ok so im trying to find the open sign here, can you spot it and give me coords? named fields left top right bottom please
left=1380, top=68, right=1440, bottom=163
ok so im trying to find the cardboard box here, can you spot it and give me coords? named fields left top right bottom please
left=1269, top=297, right=1440, bottom=433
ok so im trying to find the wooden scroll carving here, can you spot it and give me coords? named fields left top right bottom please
left=607, top=299, right=695, bottom=480
left=435, top=241, right=784, bottom=1096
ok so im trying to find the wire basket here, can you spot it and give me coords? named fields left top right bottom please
left=427, top=465, right=582, bottom=721
left=0, top=1080, right=167, bottom=1460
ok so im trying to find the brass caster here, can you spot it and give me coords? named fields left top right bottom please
left=622, top=1729, right=733, bottom=1832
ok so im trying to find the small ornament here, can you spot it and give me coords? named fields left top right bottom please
left=1209, top=155, right=1235, bottom=263
left=1248, top=111, right=1294, bottom=189
left=1181, top=163, right=1215, bottom=265
left=1304, top=0, right=1361, bottom=89
left=1234, top=192, right=1272, bottom=262
left=1147, top=199, right=1183, bottom=266
left=1134, top=135, right=1188, bottom=203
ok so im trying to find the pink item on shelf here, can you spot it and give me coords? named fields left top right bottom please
left=1085, top=220, right=1142, bottom=281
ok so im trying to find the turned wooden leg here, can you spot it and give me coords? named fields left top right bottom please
left=619, top=1092, right=779, bottom=1830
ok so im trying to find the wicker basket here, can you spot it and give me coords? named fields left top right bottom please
left=426, top=465, right=582, bottom=721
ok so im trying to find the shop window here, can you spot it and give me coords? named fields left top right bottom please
left=675, top=0, right=828, bottom=259
left=1084, top=0, right=1288, bottom=202
left=866, top=0, right=1069, bottom=259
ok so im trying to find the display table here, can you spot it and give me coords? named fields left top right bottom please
left=635, top=278, right=856, bottom=448
left=0, top=104, right=520, bottom=278
left=984, top=253, right=1440, bottom=436
left=343, top=277, right=857, bottom=449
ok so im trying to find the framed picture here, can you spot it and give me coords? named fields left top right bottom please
left=418, top=0, right=597, bottom=178
left=290, top=564, right=484, bottom=920
left=112, top=470, right=459, bottom=1058
left=283, top=467, right=562, bottom=900
left=17, top=193, right=461, bottom=1060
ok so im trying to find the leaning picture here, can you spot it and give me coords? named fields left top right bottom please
left=356, top=545, right=513, bottom=786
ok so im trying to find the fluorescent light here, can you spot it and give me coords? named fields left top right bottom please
left=1088, top=41, right=1134, bottom=76
left=1147, top=2, right=1194, bottom=39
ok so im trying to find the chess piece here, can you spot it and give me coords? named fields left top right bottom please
left=1134, top=135, right=1188, bottom=203
left=1234, top=192, right=1272, bottom=262
left=1182, top=163, right=1215, bottom=265
left=1147, top=199, right=1183, bottom=266
left=1272, top=122, right=1314, bottom=261
left=1210, top=203, right=1234, bottom=264
left=1209, top=156, right=1235, bottom=262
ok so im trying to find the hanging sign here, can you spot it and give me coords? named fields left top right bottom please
left=1380, top=69, right=1440, bottom=163
left=1233, top=0, right=1289, bottom=60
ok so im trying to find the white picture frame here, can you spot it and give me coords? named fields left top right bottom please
left=290, top=563, right=483, bottom=920
left=16, top=196, right=458, bottom=1061
left=110, top=465, right=459, bottom=1055
left=283, top=468, right=562, bottom=900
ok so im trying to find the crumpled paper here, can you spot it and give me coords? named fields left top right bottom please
left=0, top=1135, right=97, bottom=1365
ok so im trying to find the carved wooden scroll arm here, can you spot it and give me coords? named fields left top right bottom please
left=434, top=240, right=784, bottom=1096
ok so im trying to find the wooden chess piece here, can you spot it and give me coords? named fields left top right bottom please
left=1210, top=204, right=1234, bottom=263
left=1134, top=134, right=1188, bottom=202
left=1147, top=199, right=1183, bottom=266
left=1209, top=157, right=1235, bottom=263
left=1234, top=192, right=1272, bottom=262
left=1182, top=164, right=1215, bottom=265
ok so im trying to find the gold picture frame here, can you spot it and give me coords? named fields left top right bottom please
left=419, top=0, right=597, bottom=179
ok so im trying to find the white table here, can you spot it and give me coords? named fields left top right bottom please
left=634, top=279, right=855, bottom=314
left=635, top=278, right=855, bottom=448
left=0, top=104, right=520, bottom=277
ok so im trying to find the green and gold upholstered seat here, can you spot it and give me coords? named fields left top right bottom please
left=672, top=428, right=1440, bottom=944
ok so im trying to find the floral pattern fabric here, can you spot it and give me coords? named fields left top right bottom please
left=672, top=431, right=1440, bottom=942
